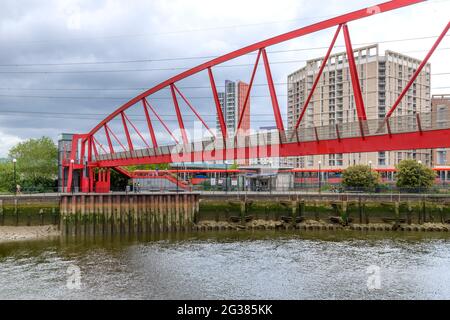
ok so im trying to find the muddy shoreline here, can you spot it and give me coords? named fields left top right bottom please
left=1, top=219, right=449, bottom=244
left=0, top=226, right=60, bottom=243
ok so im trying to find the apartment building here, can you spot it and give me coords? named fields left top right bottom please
left=285, top=44, right=432, bottom=169
left=216, top=80, right=250, bottom=136
left=215, top=80, right=250, bottom=165
left=432, top=94, right=450, bottom=167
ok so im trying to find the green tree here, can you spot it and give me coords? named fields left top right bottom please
left=110, top=169, right=130, bottom=191
left=396, top=159, right=436, bottom=191
left=342, top=165, right=379, bottom=191
left=0, top=162, right=15, bottom=193
left=8, top=137, right=58, bottom=192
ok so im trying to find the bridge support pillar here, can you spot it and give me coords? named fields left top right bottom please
left=95, top=169, right=111, bottom=193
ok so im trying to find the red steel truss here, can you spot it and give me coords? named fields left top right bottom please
left=61, top=0, right=450, bottom=193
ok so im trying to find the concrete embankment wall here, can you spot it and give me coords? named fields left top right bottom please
left=1, top=192, right=450, bottom=233
left=198, top=193, right=450, bottom=226
left=60, top=193, right=199, bottom=236
left=0, top=195, right=60, bottom=226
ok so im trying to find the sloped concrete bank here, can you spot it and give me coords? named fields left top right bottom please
left=197, top=195, right=450, bottom=232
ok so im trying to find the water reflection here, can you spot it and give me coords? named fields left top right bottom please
left=0, top=231, right=449, bottom=300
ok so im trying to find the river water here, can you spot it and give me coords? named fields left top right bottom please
left=0, top=231, right=449, bottom=300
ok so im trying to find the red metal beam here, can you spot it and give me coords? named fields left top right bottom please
left=261, top=48, right=285, bottom=135
left=142, top=99, right=158, bottom=148
left=94, top=137, right=108, bottom=153
left=123, top=112, right=150, bottom=148
left=80, top=139, right=86, bottom=164
left=291, top=25, right=342, bottom=138
left=236, top=49, right=262, bottom=134
left=170, top=84, right=189, bottom=145
left=208, top=68, right=227, bottom=140
left=88, top=137, right=93, bottom=162
left=91, top=137, right=99, bottom=158
left=93, top=137, right=107, bottom=154
left=106, top=124, right=127, bottom=152
left=121, top=112, right=134, bottom=151
left=144, top=99, right=179, bottom=144
left=173, top=84, right=215, bottom=138
left=385, top=21, right=450, bottom=119
left=95, top=128, right=450, bottom=167
left=343, top=24, right=367, bottom=121
left=66, top=160, right=74, bottom=192
left=104, top=125, right=115, bottom=154
left=87, top=1, right=424, bottom=138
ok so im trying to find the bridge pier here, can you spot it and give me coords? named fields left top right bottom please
left=60, top=193, right=199, bottom=237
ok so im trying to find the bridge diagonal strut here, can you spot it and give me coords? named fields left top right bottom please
left=343, top=24, right=367, bottom=122
left=208, top=67, right=227, bottom=141
left=120, top=112, right=134, bottom=151
left=385, top=21, right=450, bottom=119
left=291, top=24, right=342, bottom=141
left=261, top=48, right=285, bottom=141
left=123, top=112, right=150, bottom=149
left=142, top=99, right=158, bottom=148
left=170, top=84, right=189, bottom=145
left=236, top=49, right=262, bottom=136
left=106, top=124, right=128, bottom=152
left=172, top=83, right=215, bottom=138
left=143, top=98, right=179, bottom=144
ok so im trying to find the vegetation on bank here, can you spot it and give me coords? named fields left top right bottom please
left=342, top=165, right=379, bottom=191
left=341, top=160, right=437, bottom=192
left=396, top=159, right=436, bottom=190
left=0, top=137, right=58, bottom=193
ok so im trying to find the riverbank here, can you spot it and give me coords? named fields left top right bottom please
left=0, top=226, right=60, bottom=243
left=195, top=219, right=450, bottom=232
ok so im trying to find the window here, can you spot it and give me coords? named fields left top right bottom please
left=329, top=154, right=335, bottom=166
left=336, top=154, right=343, bottom=166
left=329, top=154, right=343, bottom=166
left=437, top=150, right=447, bottom=165
left=397, top=152, right=403, bottom=164
left=437, top=105, right=448, bottom=127
left=378, top=152, right=387, bottom=166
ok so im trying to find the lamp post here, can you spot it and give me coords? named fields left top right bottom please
left=12, top=158, right=17, bottom=195
left=417, top=160, right=423, bottom=193
left=70, top=159, right=75, bottom=194
left=369, top=160, right=373, bottom=170
left=318, top=160, right=322, bottom=194
left=225, top=162, right=229, bottom=193
left=176, top=164, right=179, bottom=194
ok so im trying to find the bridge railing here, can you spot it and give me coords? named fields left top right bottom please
left=94, top=110, right=449, bottom=162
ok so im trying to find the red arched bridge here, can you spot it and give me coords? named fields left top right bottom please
left=62, top=0, right=450, bottom=193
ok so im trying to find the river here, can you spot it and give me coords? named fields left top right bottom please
left=0, top=231, right=449, bottom=300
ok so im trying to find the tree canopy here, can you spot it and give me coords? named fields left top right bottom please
left=395, top=159, right=436, bottom=191
left=342, top=165, right=379, bottom=190
left=5, top=137, right=58, bottom=192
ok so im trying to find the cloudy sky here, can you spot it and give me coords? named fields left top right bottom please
left=0, top=0, right=449, bottom=156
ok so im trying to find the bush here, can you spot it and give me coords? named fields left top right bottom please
left=342, top=165, right=379, bottom=191
left=396, top=160, right=436, bottom=192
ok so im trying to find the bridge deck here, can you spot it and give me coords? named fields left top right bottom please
left=93, top=111, right=450, bottom=166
